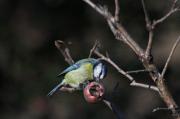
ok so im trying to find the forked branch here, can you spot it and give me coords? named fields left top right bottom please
left=55, top=40, right=74, bottom=65
left=142, top=0, right=180, bottom=57
left=93, top=50, right=159, bottom=92
left=82, top=0, right=180, bottom=118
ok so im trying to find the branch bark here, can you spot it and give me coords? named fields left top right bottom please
left=82, top=0, right=180, bottom=118
left=94, top=50, right=159, bottom=92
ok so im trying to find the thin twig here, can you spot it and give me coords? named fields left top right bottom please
left=94, top=50, right=159, bottom=92
left=152, top=0, right=180, bottom=28
left=142, top=0, right=180, bottom=57
left=126, top=69, right=149, bottom=74
left=114, top=0, right=120, bottom=22
left=54, top=40, right=74, bottom=65
left=103, top=100, right=113, bottom=110
left=141, top=0, right=153, bottom=57
left=141, top=0, right=151, bottom=28
left=83, top=0, right=180, bottom=118
left=152, top=9, right=179, bottom=27
left=146, top=31, right=153, bottom=57
left=161, top=36, right=180, bottom=78
left=130, top=81, right=159, bottom=92
left=94, top=50, right=134, bottom=81
left=152, top=107, right=171, bottom=112
left=82, top=0, right=107, bottom=17
left=88, top=40, right=99, bottom=58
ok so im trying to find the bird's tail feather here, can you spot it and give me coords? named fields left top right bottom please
left=47, top=83, right=63, bottom=97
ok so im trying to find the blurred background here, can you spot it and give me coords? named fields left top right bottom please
left=0, top=0, right=180, bottom=119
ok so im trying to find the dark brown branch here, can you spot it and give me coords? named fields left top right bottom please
left=54, top=40, right=74, bottom=65
left=161, top=36, right=180, bottom=78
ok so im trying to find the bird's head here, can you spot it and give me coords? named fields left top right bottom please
left=93, top=60, right=107, bottom=81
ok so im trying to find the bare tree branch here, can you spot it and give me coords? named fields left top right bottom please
left=152, top=0, right=180, bottom=28
left=54, top=40, right=74, bottom=65
left=83, top=0, right=144, bottom=56
left=142, top=0, right=180, bottom=58
left=93, top=50, right=159, bottom=92
left=94, top=50, right=134, bottom=81
left=83, top=0, right=180, bottom=118
left=152, top=9, right=179, bottom=27
left=161, top=36, right=180, bottom=78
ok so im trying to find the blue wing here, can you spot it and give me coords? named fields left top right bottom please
left=57, top=63, right=80, bottom=77
left=47, top=83, right=63, bottom=97
left=57, top=58, right=98, bottom=77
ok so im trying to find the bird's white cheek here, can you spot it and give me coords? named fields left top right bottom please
left=94, top=64, right=102, bottom=78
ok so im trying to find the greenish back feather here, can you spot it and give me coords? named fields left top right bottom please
left=58, top=58, right=98, bottom=76
left=62, top=63, right=93, bottom=88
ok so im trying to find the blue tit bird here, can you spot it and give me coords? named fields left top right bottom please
left=47, top=58, right=107, bottom=97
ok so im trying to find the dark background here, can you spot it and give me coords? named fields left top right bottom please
left=0, top=0, right=180, bottom=119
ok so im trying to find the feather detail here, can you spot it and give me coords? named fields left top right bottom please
left=57, top=58, right=98, bottom=77
left=47, top=83, right=63, bottom=97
